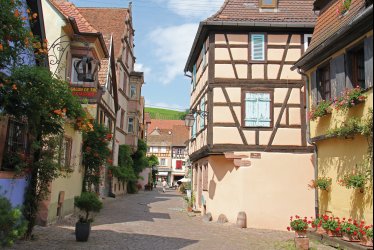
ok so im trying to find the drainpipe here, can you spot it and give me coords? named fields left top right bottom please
left=297, top=68, right=319, bottom=219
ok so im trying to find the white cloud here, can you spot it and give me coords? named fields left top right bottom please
left=134, top=63, right=152, bottom=82
left=151, top=0, right=225, bottom=19
left=149, top=23, right=198, bottom=85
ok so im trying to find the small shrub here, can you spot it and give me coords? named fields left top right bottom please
left=74, top=192, right=103, bottom=223
left=0, top=197, right=27, bottom=247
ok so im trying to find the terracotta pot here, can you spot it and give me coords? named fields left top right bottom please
left=316, top=227, right=325, bottom=235
left=360, top=236, right=374, bottom=247
left=295, top=230, right=307, bottom=238
left=342, top=232, right=360, bottom=242
left=187, top=207, right=193, bottom=212
left=326, top=229, right=342, bottom=237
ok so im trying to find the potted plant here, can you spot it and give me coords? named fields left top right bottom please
left=287, top=216, right=310, bottom=238
left=341, top=220, right=361, bottom=242
left=308, top=100, right=333, bottom=121
left=311, top=216, right=327, bottom=234
left=361, top=226, right=373, bottom=247
left=322, top=216, right=342, bottom=237
left=74, top=192, right=103, bottom=242
left=338, top=173, right=367, bottom=193
left=310, top=177, right=332, bottom=191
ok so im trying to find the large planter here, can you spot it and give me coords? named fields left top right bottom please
left=295, top=230, right=307, bottom=238
left=360, top=236, right=374, bottom=247
left=75, top=221, right=91, bottom=242
left=342, top=232, right=360, bottom=242
left=325, top=229, right=342, bottom=237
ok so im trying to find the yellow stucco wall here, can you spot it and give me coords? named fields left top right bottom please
left=307, top=30, right=373, bottom=224
left=48, top=125, right=84, bottom=223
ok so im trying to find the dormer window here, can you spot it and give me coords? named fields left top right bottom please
left=259, top=0, right=277, bottom=8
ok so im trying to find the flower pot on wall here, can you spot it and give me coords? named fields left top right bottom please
left=75, top=221, right=91, bottom=242
left=326, top=229, right=342, bottom=237
left=316, top=227, right=325, bottom=235
left=295, top=230, right=307, bottom=238
left=360, top=236, right=373, bottom=247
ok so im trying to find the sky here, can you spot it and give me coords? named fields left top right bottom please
left=71, top=0, right=225, bottom=111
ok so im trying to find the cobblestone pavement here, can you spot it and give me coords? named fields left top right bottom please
left=12, top=188, right=335, bottom=250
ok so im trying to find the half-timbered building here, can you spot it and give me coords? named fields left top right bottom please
left=184, top=0, right=317, bottom=230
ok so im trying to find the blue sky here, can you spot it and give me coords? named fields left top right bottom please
left=71, top=0, right=225, bottom=111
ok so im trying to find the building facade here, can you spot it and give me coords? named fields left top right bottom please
left=78, top=5, right=145, bottom=196
left=184, top=0, right=318, bottom=230
left=294, top=0, right=373, bottom=223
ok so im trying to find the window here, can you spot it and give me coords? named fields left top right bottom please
left=120, top=109, right=125, bottom=129
left=259, top=0, right=277, bottom=8
left=160, top=147, right=167, bottom=153
left=349, top=45, right=365, bottom=88
left=318, top=65, right=331, bottom=101
left=128, top=117, right=134, bottom=133
left=1, top=119, right=28, bottom=170
left=130, top=84, right=136, bottom=98
left=60, top=136, right=72, bottom=170
left=192, top=64, right=197, bottom=89
left=152, top=147, right=159, bottom=153
left=244, top=92, right=272, bottom=127
left=251, top=34, right=265, bottom=61
left=304, top=34, right=313, bottom=51
left=71, top=58, right=84, bottom=84
left=160, top=158, right=166, bottom=166
left=200, top=98, right=206, bottom=129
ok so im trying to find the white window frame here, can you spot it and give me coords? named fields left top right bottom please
left=244, top=92, right=272, bottom=128
left=251, top=34, right=265, bottom=61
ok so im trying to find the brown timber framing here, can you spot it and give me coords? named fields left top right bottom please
left=266, top=88, right=292, bottom=149
left=224, top=34, right=239, bottom=79
left=222, top=87, right=248, bottom=145
left=300, top=86, right=307, bottom=146
left=277, top=34, right=292, bottom=80
left=207, top=33, right=215, bottom=147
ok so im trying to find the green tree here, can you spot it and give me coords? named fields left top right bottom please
left=147, top=154, right=159, bottom=168
left=131, top=139, right=149, bottom=176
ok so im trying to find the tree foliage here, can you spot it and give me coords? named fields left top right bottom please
left=131, top=139, right=149, bottom=176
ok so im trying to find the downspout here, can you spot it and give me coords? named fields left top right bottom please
left=298, top=68, right=319, bottom=219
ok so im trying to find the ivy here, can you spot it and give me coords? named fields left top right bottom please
left=82, top=122, right=112, bottom=192
left=109, top=145, right=136, bottom=184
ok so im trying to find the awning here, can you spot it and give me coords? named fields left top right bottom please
left=179, top=177, right=191, bottom=183
left=158, top=172, right=169, bottom=176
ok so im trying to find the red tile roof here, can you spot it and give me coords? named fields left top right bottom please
left=147, top=119, right=185, bottom=135
left=78, top=8, right=129, bottom=58
left=51, top=0, right=97, bottom=33
left=147, top=129, right=173, bottom=147
left=306, top=0, right=366, bottom=54
left=97, top=35, right=112, bottom=87
left=208, top=0, right=316, bottom=24
left=172, top=125, right=189, bottom=147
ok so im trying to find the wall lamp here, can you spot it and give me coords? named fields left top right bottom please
left=184, top=108, right=208, bottom=128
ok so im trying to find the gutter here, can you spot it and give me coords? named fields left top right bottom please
left=297, top=68, right=319, bottom=219
left=68, top=17, right=109, bottom=58
left=293, top=4, right=373, bottom=71
left=184, top=21, right=315, bottom=73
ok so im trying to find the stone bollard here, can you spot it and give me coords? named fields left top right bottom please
left=217, top=214, right=228, bottom=224
left=236, top=211, right=247, bottom=228
left=294, top=237, right=309, bottom=250
left=202, top=212, right=213, bottom=222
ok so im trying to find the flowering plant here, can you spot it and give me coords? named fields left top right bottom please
left=287, top=216, right=310, bottom=232
left=310, top=177, right=332, bottom=191
left=338, top=173, right=367, bottom=191
left=308, top=100, right=333, bottom=121
left=322, top=216, right=341, bottom=232
left=333, top=86, right=366, bottom=110
left=337, top=0, right=352, bottom=15
left=366, top=226, right=373, bottom=239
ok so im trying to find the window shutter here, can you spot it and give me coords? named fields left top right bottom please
left=245, top=93, right=271, bottom=127
left=330, top=54, right=346, bottom=99
left=192, top=113, right=197, bottom=138
left=193, top=64, right=197, bottom=89
left=200, top=98, right=205, bottom=129
left=310, top=71, right=318, bottom=106
left=364, top=35, right=373, bottom=89
left=251, top=34, right=265, bottom=61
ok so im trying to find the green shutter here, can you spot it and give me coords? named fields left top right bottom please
left=251, top=34, right=265, bottom=61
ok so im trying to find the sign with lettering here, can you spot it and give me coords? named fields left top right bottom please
left=250, top=153, right=261, bottom=159
left=71, top=87, right=98, bottom=98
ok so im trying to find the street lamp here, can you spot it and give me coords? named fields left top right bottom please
left=184, top=109, right=208, bottom=127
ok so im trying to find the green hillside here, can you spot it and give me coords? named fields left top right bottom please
left=145, top=107, right=187, bottom=120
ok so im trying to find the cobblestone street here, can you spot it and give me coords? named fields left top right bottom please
left=12, top=189, right=334, bottom=250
